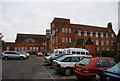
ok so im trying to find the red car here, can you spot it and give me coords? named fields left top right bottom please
left=74, top=57, right=118, bottom=81
left=37, top=52, right=43, bottom=56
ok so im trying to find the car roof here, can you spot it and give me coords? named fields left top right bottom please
left=64, top=54, right=89, bottom=57
left=84, top=57, right=115, bottom=60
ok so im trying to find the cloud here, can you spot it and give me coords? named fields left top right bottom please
left=1, top=1, right=119, bottom=42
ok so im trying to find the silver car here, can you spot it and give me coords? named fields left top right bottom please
left=2, top=51, right=27, bottom=60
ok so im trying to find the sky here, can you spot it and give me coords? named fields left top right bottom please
left=0, top=0, right=120, bottom=42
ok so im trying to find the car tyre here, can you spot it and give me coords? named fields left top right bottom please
left=64, top=68, right=72, bottom=76
left=4, top=57, right=8, bottom=60
left=19, top=57, right=24, bottom=60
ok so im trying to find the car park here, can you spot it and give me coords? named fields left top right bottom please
left=73, top=57, right=118, bottom=81
left=2, top=51, right=28, bottom=60
left=96, top=62, right=120, bottom=81
left=52, top=55, right=88, bottom=76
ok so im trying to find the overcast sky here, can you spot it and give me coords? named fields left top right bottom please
left=0, top=0, right=120, bottom=42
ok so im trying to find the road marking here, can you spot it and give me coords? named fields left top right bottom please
left=40, top=61, right=56, bottom=81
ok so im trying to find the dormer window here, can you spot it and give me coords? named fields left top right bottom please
left=25, top=38, right=35, bottom=43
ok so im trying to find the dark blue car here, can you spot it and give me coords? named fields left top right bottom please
left=96, top=62, right=120, bottom=81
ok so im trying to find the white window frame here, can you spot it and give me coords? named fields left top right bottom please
left=106, top=33, right=108, bottom=38
left=101, top=32, right=104, bottom=37
left=66, top=38, right=68, bottom=42
left=78, top=30, right=81, bottom=36
left=106, top=40, right=109, bottom=46
left=69, top=38, right=71, bottom=42
left=96, top=32, right=98, bottom=37
left=62, top=38, right=65, bottom=42
left=101, top=40, right=104, bottom=45
left=69, top=29, right=71, bottom=33
left=90, top=31, right=93, bottom=37
left=84, top=31, right=87, bottom=37
left=62, top=28, right=64, bottom=32
left=96, top=40, right=99, bottom=45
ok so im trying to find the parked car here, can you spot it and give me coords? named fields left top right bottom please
left=37, top=52, right=43, bottom=56
left=20, top=51, right=30, bottom=58
left=96, top=62, right=120, bottom=81
left=49, top=54, right=72, bottom=65
left=73, top=57, right=118, bottom=81
left=52, top=55, right=87, bottom=76
left=2, top=51, right=28, bottom=60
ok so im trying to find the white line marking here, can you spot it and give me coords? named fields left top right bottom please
left=40, top=62, right=56, bottom=81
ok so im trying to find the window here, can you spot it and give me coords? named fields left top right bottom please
left=69, top=38, right=71, bottom=42
left=71, top=57, right=79, bottom=62
left=66, top=28, right=68, bottom=33
left=6, top=46, right=9, bottom=51
left=106, top=40, right=109, bottom=46
left=106, top=33, right=108, bottom=38
left=106, top=47, right=109, bottom=51
left=63, top=57, right=71, bottom=62
left=69, top=29, right=71, bottom=33
left=96, top=59, right=109, bottom=67
left=111, top=41, right=114, bottom=46
left=108, top=59, right=117, bottom=66
left=96, top=32, right=98, bottom=37
left=77, top=52, right=80, bottom=54
left=14, top=47, right=17, bottom=51
left=84, top=31, right=87, bottom=36
left=81, top=52, right=85, bottom=55
left=97, top=47, right=99, bottom=51
left=90, top=31, right=93, bottom=37
left=111, top=33, right=114, bottom=38
left=96, top=40, right=99, bottom=45
left=66, top=38, right=68, bottom=42
left=78, top=30, right=81, bottom=36
left=25, top=38, right=35, bottom=43
left=101, top=32, right=104, bottom=37
left=62, top=38, right=65, bottom=42
left=101, top=40, right=104, bottom=45
left=62, top=28, right=64, bottom=32
left=72, top=51, right=76, bottom=54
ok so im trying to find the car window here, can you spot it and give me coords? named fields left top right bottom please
left=72, top=51, right=75, bottom=54
left=108, top=59, right=118, bottom=66
left=78, top=57, right=84, bottom=60
left=77, top=58, right=91, bottom=66
left=96, top=59, right=109, bottom=67
left=62, top=57, right=71, bottom=62
left=77, top=52, right=80, bottom=54
left=57, top=56, right=67, bottom=61
left=15, top=52, right=20, bottom=55
left=70, top=57, right=79, bottom=62
left=81, top=52, right=85, bottom=55
left=4, top=52, right=11, bottom=54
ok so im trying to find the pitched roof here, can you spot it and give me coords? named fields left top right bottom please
left=70, top=24, right=108, bottom=33
left=68, top=38, right=94, bottom=48
left=15, top=33, right=46, bottom=43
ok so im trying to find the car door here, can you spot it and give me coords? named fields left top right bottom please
left=95, top=59, right=109, bottom=71
left=70, top=57, right=80, bottom=67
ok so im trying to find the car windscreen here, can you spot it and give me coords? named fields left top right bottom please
left=56, top=56, right=67, bottom=61
left=76, top=58, right=91, bottom=66
left=108, top=62, right=120, bottom=72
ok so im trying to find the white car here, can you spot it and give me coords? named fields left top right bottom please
left=2, top=51, right=27, bottom=60
left=52, top=55, right=87, bottom=76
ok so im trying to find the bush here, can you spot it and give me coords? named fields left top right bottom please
left=101, top=51, right=120, bottom=61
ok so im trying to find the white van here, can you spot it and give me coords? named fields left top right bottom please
left=65, top=48, right=92, bottom=57
left=54, top=49, right=64, bottom=55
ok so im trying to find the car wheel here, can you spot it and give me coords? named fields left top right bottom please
left=64, top=68, right=72, bottom=76
left=4, top=57, right=8, bottom=60
left=19, top=57, right=24, bottom=60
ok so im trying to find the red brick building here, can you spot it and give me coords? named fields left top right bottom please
left=50, top=18, right=116, bottom=56
left=4, top=33, right=49, bottom=53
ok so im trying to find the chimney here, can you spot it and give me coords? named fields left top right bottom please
left=107, top=22, right=112, bottom=29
